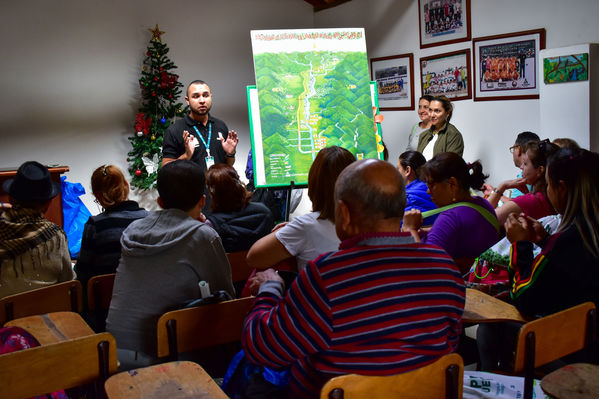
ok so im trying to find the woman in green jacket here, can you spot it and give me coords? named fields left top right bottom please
left=417, top=96, right=464, bottom=159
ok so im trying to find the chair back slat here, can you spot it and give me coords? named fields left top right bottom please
left=319, top=353, right=464, bottom=399
left=227, top=250, right=253, bottom=283
left=87, top=273, right=116, bottom=311
left=0, top=280, right=83, bottom=325
left=156, top=296, right=254, bottom=358
left=0, top=332, right=118, bottom=399
left=513, top=301, right=596, bottom=373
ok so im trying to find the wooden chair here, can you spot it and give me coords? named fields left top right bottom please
left=4, top=311, right=95, bottom=345
left=87, top=273, right=116, bottom=312
left=227, top=250, right=253, bottom=283
left=512, top=302, right=597, bottom=399
left=0, top=331, right=118, bottom=399
left=104, top=360, right=228, bottom=399
left=0, top=280, right=83, bottom=325
left=87, top=273, right=116, bottom=331
left=156, top=296, right=254, bottom=361
left=320, top=353, right=464, bottom=399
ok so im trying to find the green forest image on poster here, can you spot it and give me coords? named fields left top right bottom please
left=251, top=29, right=377, bottom=186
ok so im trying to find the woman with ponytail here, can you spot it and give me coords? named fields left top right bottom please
left=402, top=152, right=499, bottom=273
left=506, top=148, right=599, bottom=316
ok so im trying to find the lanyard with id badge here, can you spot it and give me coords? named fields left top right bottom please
left=192, top=123, right=214, bottom=168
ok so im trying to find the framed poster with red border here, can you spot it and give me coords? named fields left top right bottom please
left=473, top=28, right=546, bottom=101
left=418, top=0, right=471, bottom=49
left=420, top=49, right=472, bottom=101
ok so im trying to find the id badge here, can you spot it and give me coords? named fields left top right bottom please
left=205, top=156, right=215, bottom=169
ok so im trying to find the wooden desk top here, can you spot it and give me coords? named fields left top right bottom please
left=104, top=361, right=229, bottom=399
left=463, top=288, right=528, bottom=323
left=4, top=311, right=94, bottom=345
left=541, top=363, right=599, bottom=399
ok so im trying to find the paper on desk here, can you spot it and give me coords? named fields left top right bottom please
left=463, top=371, right=551, bottom=399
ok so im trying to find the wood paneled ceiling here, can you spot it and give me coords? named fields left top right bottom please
left=304, top=0, right=352, bottom=12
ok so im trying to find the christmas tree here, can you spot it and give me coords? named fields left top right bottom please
left=128, top=24, right=188, bottom=189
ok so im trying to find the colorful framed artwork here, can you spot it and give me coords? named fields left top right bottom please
left=473, top=28, right=546, bottom=101
left=543, top=53, right=588, bottom=84
left=420, top=49, right=471, bottom=101
left=418, top=0, right=471, bottom=49
left=370, top=53, right=415, bottom=111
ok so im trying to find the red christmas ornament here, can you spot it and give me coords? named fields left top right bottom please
left=169, top=94, right=173, bottom=98
left=154, top=77, right=159, bottom=82
left=146, top=51, right=150, bottom=56
left=159, top=67, right=163, bottom=71
left=152, top=92, right=156, bottom=97
left=135, top=169, right=142, bottom=176
left=159, top=71, right=179, bottom=90
left=135, top=113, right=152, bottom=136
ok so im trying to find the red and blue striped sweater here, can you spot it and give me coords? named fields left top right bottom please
left=242, top=232, right=465, bottom=398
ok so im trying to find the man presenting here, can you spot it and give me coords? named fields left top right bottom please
left=242, top=159, right=465, bottom=398
left=162, top=80, right=238, bottom=169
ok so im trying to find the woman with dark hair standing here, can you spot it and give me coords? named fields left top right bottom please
left=416, top=96, right=464, bottom=159
left=205, top=163, right=273, bottom=253
left=247, top=146, right=356, bottom=272
left=406, top=95, right=434, bottom=151
left=397, top=151, right=437, bottom=225
left=75, top=165, right=148, bottom=301
left=402, top=152, right=499, bottom=273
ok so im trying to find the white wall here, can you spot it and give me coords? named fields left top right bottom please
left=0, top=0, right=314, bottom=212
left=314, top=0, right=599, bottom=186
left=540, top=44, right=598, bottom=150
left=2, top=0, right=599, bottom=215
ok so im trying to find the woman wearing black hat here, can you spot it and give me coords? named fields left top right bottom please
left=0, top=161, right=74, bottom=298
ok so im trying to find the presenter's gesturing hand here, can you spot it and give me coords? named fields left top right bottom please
left=182, top=130, right=195, bottom=160
left=220, top=130, right=239, bottom=156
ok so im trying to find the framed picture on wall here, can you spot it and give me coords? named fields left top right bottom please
left=543, top=53, right=588, bottom=84
left=418, top=0, right=471, bottom=49
left=420, top=49, right=471, bottom=101
left=473, top=28, right=546, bottom=101
left=370, top=53, right=415, bottom=111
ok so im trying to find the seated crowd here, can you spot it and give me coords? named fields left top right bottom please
left=1, top=126, right=598, bottom=396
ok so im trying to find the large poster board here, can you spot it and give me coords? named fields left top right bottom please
left=249, top=28, right=380, bottom=188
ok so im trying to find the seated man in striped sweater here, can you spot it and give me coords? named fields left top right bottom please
left=242, top=158, right=466, bottom=398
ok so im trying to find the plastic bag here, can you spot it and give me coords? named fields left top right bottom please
left=61, top=176, right=91, bottom=259
left=221, top=349, right=289, bottom=399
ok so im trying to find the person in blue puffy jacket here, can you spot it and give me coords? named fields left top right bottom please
left=397, top=151, right=437, bottom=226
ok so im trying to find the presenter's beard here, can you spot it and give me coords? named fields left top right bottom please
left=192, top=105, right=211, bottom=117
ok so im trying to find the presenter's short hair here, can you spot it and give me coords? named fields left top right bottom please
left=186, top=80, right=209, bottom=97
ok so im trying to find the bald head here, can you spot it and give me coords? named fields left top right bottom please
left=334, top=159, right=406, bottom=237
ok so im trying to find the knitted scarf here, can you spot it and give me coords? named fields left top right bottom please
left=0, top=206, right=64, bottom=261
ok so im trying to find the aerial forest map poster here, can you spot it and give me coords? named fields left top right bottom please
left=249, top=28, right=379, bottom=187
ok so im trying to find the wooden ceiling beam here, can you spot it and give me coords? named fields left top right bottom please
left=304, top=0, right=352, bottom=12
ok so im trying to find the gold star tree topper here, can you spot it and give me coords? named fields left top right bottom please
left=149, top=24, right=165, bottom=42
